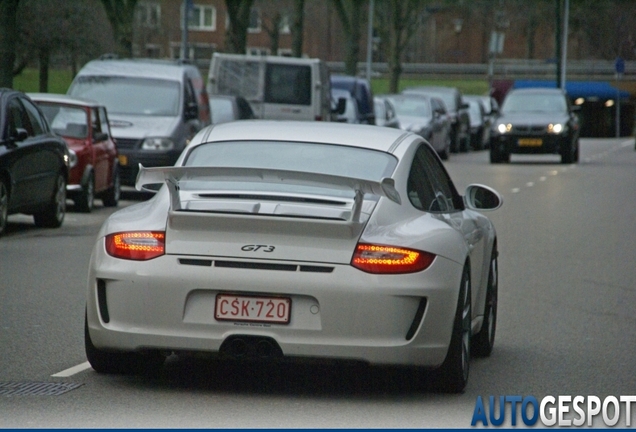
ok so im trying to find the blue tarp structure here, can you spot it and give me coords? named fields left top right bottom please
left=513, top=80, right=630, bottom=100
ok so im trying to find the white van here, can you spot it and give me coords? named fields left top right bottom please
left=207, top=53, right=333, bottom=122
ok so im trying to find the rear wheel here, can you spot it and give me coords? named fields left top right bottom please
left=33, top=173, right=66, bottom=228
left=75, top=173, right=94, bottom=213
left=0, top=179, right=8, bottom=237
left=85, top=314, right=164, bottom=375
left=101, top=167, right=120, bottom=207
left=472, top=245, right=498, bottom=357
left=431, top=264, right=471, bottom=393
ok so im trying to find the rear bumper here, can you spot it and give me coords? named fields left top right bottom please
left=86, top=244, right=464, bottom=368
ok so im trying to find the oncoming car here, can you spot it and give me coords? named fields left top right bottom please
left=490, top=88, right=580, bottom=164
left=85, top=121, right=502, bottom=393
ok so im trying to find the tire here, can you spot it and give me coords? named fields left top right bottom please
left=490, top=146, right=502, bottom=163
left=85, top=314, right=164, bottom=375
left=101, top=167, right=120, bottom=208
left=573, top=139, right=580, bottom=163
left=33, top=173, right=66, bottom=228
left=431, top=264, right=471, bottom=393
left=75, top=173, right=94, bottom=213
left=560, top=138, right=575, bottom=164
left=450, top=129, right=460, bottom=153
left=0, top=179, right=8, bottom=237
left=472, top=245, right=498, bottom=357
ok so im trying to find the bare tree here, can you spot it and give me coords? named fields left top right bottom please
left=375, top=0, right=429, bottom=93
left=100, top=0, right=138, bottom=58
left=0, top=0, right=20, bottom=88
left=225, top=0, right=254, bottom=54
left=329, top=0, right=366, bottom=76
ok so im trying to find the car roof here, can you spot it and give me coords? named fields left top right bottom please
left=75, top=59, right=192, bottom=81
left=405, top=86, right=458, bottom=93
left=28, top=92, right=103, bottom=108
left=508, top=87, right=567, bottom=95
left=196, top=120, right=411, bottom=153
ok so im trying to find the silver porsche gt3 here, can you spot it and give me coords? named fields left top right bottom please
left=85, top=120, right=502, bottom=393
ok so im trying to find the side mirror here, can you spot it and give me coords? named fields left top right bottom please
left=184, top=101, right=199, bottom=120
left=464, top=184, right=503, bottom=211
left=332, top=97, right=346, bottom=115
left=13, top=128, right=29, bottom=142
left=94, top=132, right=109, bottom=142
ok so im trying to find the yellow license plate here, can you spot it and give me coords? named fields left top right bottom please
left=518, top=138, right=543, bottom=147
left=118, top=155, right=128, bottom=166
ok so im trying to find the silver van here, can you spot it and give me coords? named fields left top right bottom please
left=68, top=58, right=211, bottom=186
left=207, top=53, right=333, bottom=122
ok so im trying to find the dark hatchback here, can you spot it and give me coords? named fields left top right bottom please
left=0, top=89, right=69, bottom=236
left=490, top=88, right=580, bottom=164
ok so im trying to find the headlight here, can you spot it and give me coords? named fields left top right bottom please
left=548, top=123, right=564, bottom=134
left=66, top=149, right=78, bottom=168
left=497, top=123, right=512, bottom=134
left=141, top=137, right=175, bottom=151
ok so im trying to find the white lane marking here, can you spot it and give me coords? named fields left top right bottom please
left=51, top=361, right=92, bottom=377
left=511, top=188, right=521, bottom=193
left=539, top=176, right=547, bottom=181
left=526, top=182, right=534, bottom=187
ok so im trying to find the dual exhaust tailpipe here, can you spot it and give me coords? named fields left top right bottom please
left=219, top=335, right=283, bottom=359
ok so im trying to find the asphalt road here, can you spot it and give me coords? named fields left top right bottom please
left=0, top=138, right=635, bottom=427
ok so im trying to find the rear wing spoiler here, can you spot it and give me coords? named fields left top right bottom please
left=135, top=164, right=401, bottom=222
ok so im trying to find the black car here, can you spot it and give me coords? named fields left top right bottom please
left=0, top=89, right=69, bottom=236
left=489, top=88, right=580, bottom=164
left=402, top=86, right=470, bottom=153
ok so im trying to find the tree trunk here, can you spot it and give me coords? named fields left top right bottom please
left=38, top=47, right=50, bottom=93
left=0, top=0, right=20, bottom=88
left=225, top=0, right=254, bottom=54
left=291, top=0, right=304, bottom=57
left=331, top=0, right=365, bottom=76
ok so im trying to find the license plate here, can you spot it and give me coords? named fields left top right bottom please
left=215, top=294, right=291, bottom=324
left=518, top=138, right=543, bottom=147
left=118, top=155, right=128, bottom=166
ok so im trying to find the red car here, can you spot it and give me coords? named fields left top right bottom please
left=30, top=94, right=120, bottom=212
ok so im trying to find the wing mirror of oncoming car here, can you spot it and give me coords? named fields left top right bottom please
left=185, top=101, right=199, bottom=120
left=464, top=184, right=503, bottom=211
left=332, top=97, right=347, bottom=115
left=94, top=132, right=108, bottom=142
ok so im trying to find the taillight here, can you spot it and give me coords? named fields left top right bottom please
left=105, top=231, right=165, bottom=261
left=351, top=243, right=435, bottom=274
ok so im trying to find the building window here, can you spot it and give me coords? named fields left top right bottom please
left=248, top=7, right=261, bottom=33
left=279, top=12, right=291, bottom=34
left=137, top=2, right=161, bottom=28
left=186, top=4, right=216, bottom=31
left=247, top=47, right=269, bottom=56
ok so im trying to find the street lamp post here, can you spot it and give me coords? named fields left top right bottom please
left=453, top=19, right=463, bottom=63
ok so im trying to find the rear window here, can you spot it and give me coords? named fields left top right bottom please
left=37, top=103, right=88, bottom=138
left=182, top=141, right=397, bottom=196
left=264, top=64, right=311, bottom=105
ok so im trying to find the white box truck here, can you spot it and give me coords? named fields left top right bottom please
left=207, top=53, right=334, bottom=122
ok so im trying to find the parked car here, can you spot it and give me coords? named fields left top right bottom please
left=67, top=58, right=211, bottom=186
left=209, top=94, right=255, bottom=124
left=384, top=93, right=452, bottom=160
left=208, top=53, right=332, bottom=122
left=84, top=121, right=502, bottom=394
left=490, top=87, right=580, bottom=164
left=0, top=89, right=69, bottom=236
left=330, top=75, right=375, bottom=125
left=402, top=86, right=470, bottom=153
left=373, top=96, right=400, bottom=129
left=331, top=88, right=360, bottom=123
left=30, top=93, right=120, bottom=212
left=465, top=95, right=499, bottom=149
left=463, top=97, right=488, bottom=150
